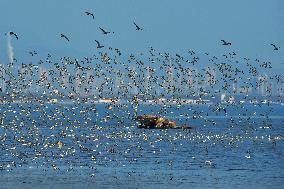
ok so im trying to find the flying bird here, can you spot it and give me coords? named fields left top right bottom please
left=8, top=31, right=19, bottom=40
left=221, top=40, right=231, bottom=46
left=133, top=21, right=143, bottom=31
left=29, top=50, right=37, bottom=56
left=60, top=33, right=70, bottom=42
left=85, top=11, right=94, bottom=19
left=95, top=40, right=104, bottom=48
left=270, top=43, right=280, bottom=50
left=99, top=27, right=114, bottom=35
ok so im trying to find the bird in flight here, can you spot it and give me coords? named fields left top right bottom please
left=85, top=11, right=94, bottom=19
left=8, top=31, right=19, bottom=40
left=221, top=40, right=231, bottom=46
left=99, top=27, right=114, bottom=35
left=95, top=40, right=104, bottom=48
left=133, top=21, right=143, bottom=31
left=60, top=33, right=70, bottom=42
left=29, top=50, right=37, bottom=56
left=270, top=43, right=280, bottom=50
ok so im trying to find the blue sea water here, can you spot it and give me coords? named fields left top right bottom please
left=0, top=103, right=283, bottom=189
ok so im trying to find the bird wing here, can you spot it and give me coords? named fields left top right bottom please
left=9, top=32, right=18, bottom=39
left=133, top=22, right=139, bottom=29
left=99, top=27, right=106, bottom=33
left=14, top=34, right=19, bottom=40
left=95, top=40, right=100, bottom=46
left=85, top=11, right=94, bottom=19
left=61, top=34, right=69, bottom=41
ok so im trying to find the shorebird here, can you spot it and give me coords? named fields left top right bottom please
left=221, top=40, right=231, bottom=46
left=95, top=40, right=104, bottom=48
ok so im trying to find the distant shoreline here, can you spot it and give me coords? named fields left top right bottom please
left=0, top=98, right=283, bottom=106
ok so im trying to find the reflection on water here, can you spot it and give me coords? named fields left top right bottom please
left=0, top=104, right=284, bottom=189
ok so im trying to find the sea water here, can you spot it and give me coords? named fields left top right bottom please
left=0, top=103, right=283, bottom=189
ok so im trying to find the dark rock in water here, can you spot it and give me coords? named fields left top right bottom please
left=136, top=115, right=195, bottom=129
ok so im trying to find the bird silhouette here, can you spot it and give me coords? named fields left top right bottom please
left=8, top=31, right=19, bottom=40
left=133, top=21, right=143, bottom=31
left=85, top=11, right=94, bottom=19
left=270, top=43, right=280, bottom=50
left=60, top=33, right=70, bottom=42
left=29, top=50, right=37, bottom=56
left=95, top=40, right=104, bottom=48
left=99, top=27, right=114, bottom=35
left=221, top=40, right=231, bottom=46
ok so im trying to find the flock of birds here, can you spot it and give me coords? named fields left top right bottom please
left=0, top=10, right=283, bottom=183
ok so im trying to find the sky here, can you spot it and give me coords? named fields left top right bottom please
left=0, top=0, right=283, bottom=69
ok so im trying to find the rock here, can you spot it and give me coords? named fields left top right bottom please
left=136, top=115, right=194, bottom=129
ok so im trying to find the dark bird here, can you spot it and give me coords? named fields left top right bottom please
left=270, top=43, right=280, bottom=50
left=221, top=40, right=231, bottom=46
left=133, top=21, right=143, bottom=31
left=99, top=27, right=114, bottom=35
left=95, top=40, right=104, bottom=48
left=8, top=31, right=19, bottom=40
left=60, top=34, right=70, bottom=42
left=85, top=11, right=94, bottom=19
left=29, top=50, right=37, bottom=56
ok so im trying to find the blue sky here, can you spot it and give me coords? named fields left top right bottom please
left=0, top=0, right=283, bottom=68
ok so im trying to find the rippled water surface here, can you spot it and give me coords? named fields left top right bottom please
left=0, top=103, right=283, bottom=189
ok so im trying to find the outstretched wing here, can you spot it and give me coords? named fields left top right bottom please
left=9, top=32, right=19, bottom=40
left=85, top=11, right=94, bottom=19
left=61, top=34, right=69, bottom=41
left=95, top=40, right=100, bottom=46
left=133, top=22, right=140, bottom=30
left=99, top=27, right=106, bottom=34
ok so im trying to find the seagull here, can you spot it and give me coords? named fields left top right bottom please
left=60, top=33, right=70, bottom=42
left=270, top=43, right=280, bottom=50
left=133, top=21, right=143, bottom=31
left=99, top=27, right=114, bottom=35
left=8, top=31, right=19, bottom=40
left=205, top=160, right=215, bottom=167
left=85, top=11, right=94, bottom=19
left=221, top=40, right=231, bottom=46
left=95, top=40, right=104, bottom=48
